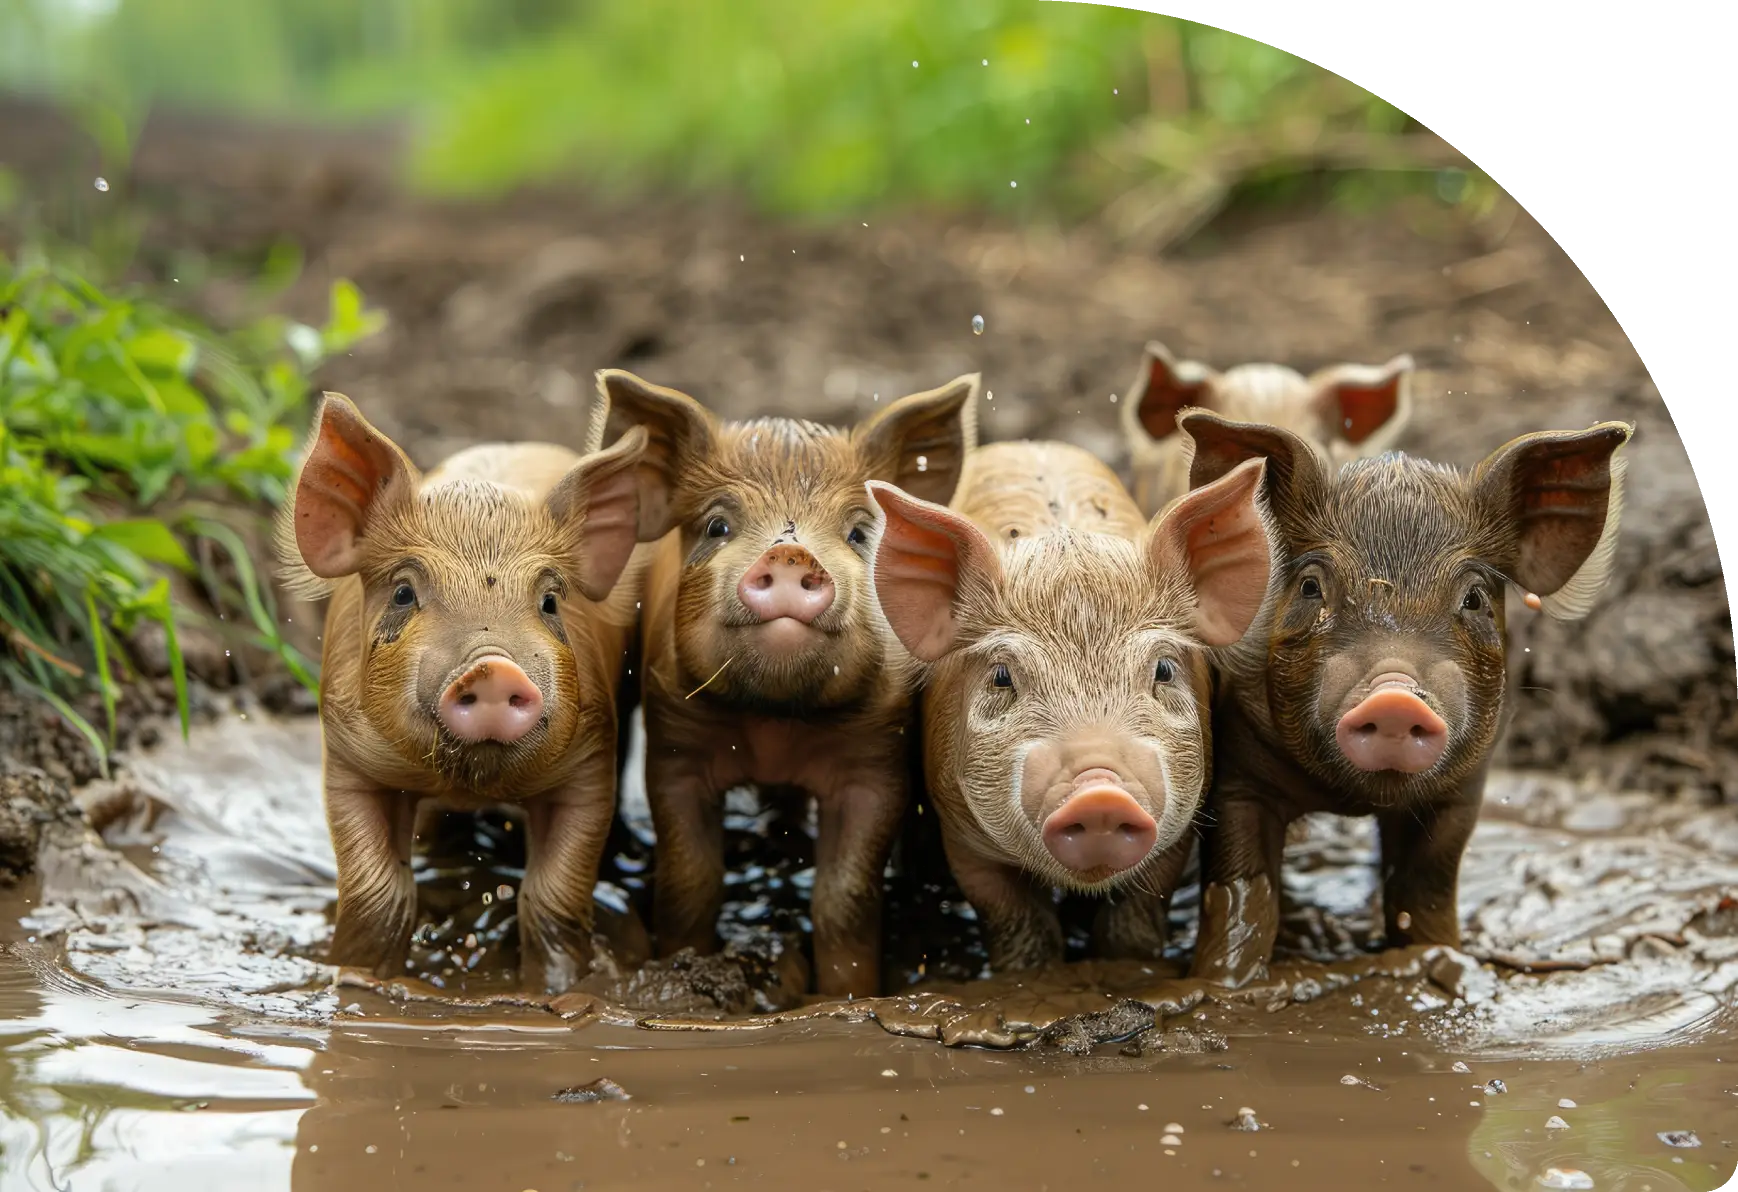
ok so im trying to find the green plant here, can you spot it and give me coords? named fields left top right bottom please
left=0, top=248, right=383, bottom=769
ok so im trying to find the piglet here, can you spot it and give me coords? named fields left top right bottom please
left=1177, top=409, right=1633, bottom=986
left=867, top=440, right=1274, bottom=972
left=1120, top=340, right=1414, bottom=516
left=279, top=393, right=656, bottom=993
left=594, top=368, right=979, bottom=998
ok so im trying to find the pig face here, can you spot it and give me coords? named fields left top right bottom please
left=1121, top=340, right=1414, bottom=514
left=868, top=458, right=1274, bottom=891
left=1182, top=410, right=1632, bottom=805
left=282, top=394, right=648, bottom=793
left=596, top=370, right=978, bottom=712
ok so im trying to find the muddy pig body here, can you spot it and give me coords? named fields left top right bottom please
left=867, top=441, right=1275, bottom=972
left=1178, top=410, right=1633, bottom=987
left=280, top=394, right=659, bottom=994
left=595, top=369, right=979, bottom=999
left=1120, top=340, right=1415, bottom=516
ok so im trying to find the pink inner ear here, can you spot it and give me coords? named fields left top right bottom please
left=870, top=488, right=993, bottom=662
left=1153, top=459, right=1272, bottom=646
left=295, top=410, right=402, bottom=579
left=1137, top=354, right=1212, bottom=442
left=569, top=461, right=642, bottom=602
left=1328, top=375, right=1402, bottom=445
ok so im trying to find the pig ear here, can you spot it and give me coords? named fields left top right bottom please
left=1308, top=354, right=1414, bottom=450
left=595, top=369, right=716, bottom=539
left=855, top=373, right=980, bottom=506
left=1147, top=457, right=1275, bottom=646
left=1127, top=341, right=1218, bottom=444
left=288, top=393, right=418, bottom=580
left=548, top=426, right=650, bottom=602
left=1472, top=421, right=1634, bottom=620
left=866, top=479, right=1001, bottom=662
left=1177, top=408, right=1323, bottom=528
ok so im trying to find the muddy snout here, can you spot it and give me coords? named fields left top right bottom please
left=1334, top=672, right=1448, bottom=774
left=1040, top=769, right=1159, bottom=880
left=737, top=545, right=835, bottom=625
left=438, top=656, right=544, bottom=744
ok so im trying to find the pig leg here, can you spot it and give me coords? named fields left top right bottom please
left=1377, top=797, right=1479, bottom=949
left=519, top=772, right=615, bottom=995
left=645, top=749, right=726, bottom=959
left=812, top=776, right=906, bottom=998
left=1093, top=832, right=1195, bottom=961
left=946, top=836, right=1064, bottom=972
left=1188, top=791, right=1286, bottom=987
left=325, top=766, right=420, bottom=976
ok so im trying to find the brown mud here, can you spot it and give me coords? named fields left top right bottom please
left=0, top=97, right=1735, bottom=1189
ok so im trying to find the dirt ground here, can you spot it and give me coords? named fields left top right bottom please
left=1, top=94, right=1727, bottom=815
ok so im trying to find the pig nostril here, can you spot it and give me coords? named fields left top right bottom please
left=509, top=694, right=528, bottom=708
left=1062, top=823, right=1085, bottom=838
left=457, top=693, right=477, bottom=707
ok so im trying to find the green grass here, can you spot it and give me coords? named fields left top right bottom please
left=2, top=0, right=1470, bottom=225
left=0, top=247, right=383, bottom=770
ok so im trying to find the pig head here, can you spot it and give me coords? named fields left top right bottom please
left=867, top=450, right=1274, bottom=970
left=1120, top=340, right=1414, bottom=516
left=1178, top=408, right=1633, bottom=985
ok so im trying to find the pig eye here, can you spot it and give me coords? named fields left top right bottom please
left=1299, top=576, right=1323, bottom=600
left=706, top=516, right=731, bottom=539
left=990, top=663, right=1013, bottom=690
left=847, top=525, right=870, bottom=547
left=391, top=582, right=416, bottom=608
left=1461, top=586, right=1486, bottom=613
left=541, top=592, right=560, bottom=617
left=1153, top=659, right=1177, bottom=685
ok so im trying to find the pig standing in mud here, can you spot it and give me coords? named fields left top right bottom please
left=279, top=393, right=656, bottom=994
left=867, top=440, right=1275, bottom=972
left=1120, top=340, right=1415, bottom=516
left=594, top=368, right=979, bottom=999
left=1177, top=409, right=1633, bottom=987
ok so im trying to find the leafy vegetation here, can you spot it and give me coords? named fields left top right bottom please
left=1, top=0, right=1480, bottom=226
left=0, top=247, right=382, bottom=768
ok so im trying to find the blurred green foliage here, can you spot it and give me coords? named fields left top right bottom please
left=0, top=0, right=1461, bottom=221
left=0, top=248, right=382, bottom=766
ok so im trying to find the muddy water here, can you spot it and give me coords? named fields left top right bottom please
left=0, top=705, right=1735, bottom=1190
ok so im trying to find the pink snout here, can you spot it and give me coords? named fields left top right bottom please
left=1335, top=676, right=1448, bottom=774
left=438, top=656, right=544, bottom=744
left=737, top=545, right=835, bottom=624
left=1041, top=773, right=1159, bottom=880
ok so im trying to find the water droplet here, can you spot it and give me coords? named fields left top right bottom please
left=916, top=455, right=928, bottom=472
left=365, top=1145, right=378, bottom=1154
left=971, top=314, right=985, bottom=335
left=881, top=1068, right=897, bottom=1077
left=93, top=176, right=108, bottom=192
left=1025, top=118, right=1031, bottom=124
left=739, top=254, right=745, bottom=262
left=1109, top=392, right=1118, bottom=403
left=1137, top=1103, right=1149, bottom=1111
left=1484, top=1079, right=1507, bottom=1095
left=1113, top=88, right=1119, bottom=95
left=497, top=884, right=514, bottom=900
left=1558, top=1098, right=1577, bottom=1109
left=911, top=60, right=919, bottom=68
left=1164, top=1123, right=1184, bottom=1134
left=1160, top=1134, right=1182, bottom=1146
left=1009, top=180, right=1018, bottom=188
left=1025, top=1086, right=1036, bottom=1094
left=985, top=390, right=993, bottom=401
left=990, top=1108, right=1004, bottom=1116
left=1545, top=1115, right=1570, bottom=1131
left=1451, top=1061, right=1471, bottom=1074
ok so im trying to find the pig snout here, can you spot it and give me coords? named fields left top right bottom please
left=737, top=545, right=835, bottom=625
left=438, top=656, right=544, bottom=744
left=1041, top=769, right=1159, bottom=879
left=1335, top=672, right=1448, bottom=774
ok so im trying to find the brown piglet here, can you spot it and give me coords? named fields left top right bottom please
left=866, top=440, right=1275, bottom=972
left=594, top=368, right=979, bottom=999
left=1177, top=409, right=1633, bottom=987
left=279, top=393, right=658, bottom=994
left=1121, top=340, right=1415, bottom=516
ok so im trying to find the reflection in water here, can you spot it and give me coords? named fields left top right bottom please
left=0, top=709, right=1733, bottom=1190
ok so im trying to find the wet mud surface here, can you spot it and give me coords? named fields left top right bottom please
left=1, top=98, right=1736, bottom=1189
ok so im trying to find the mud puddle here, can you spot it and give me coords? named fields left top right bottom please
left=1, top=704, right=1735, bottom=1190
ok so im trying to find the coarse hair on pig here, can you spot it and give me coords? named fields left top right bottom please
left=1120, top=340, right=1414, bottom=517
